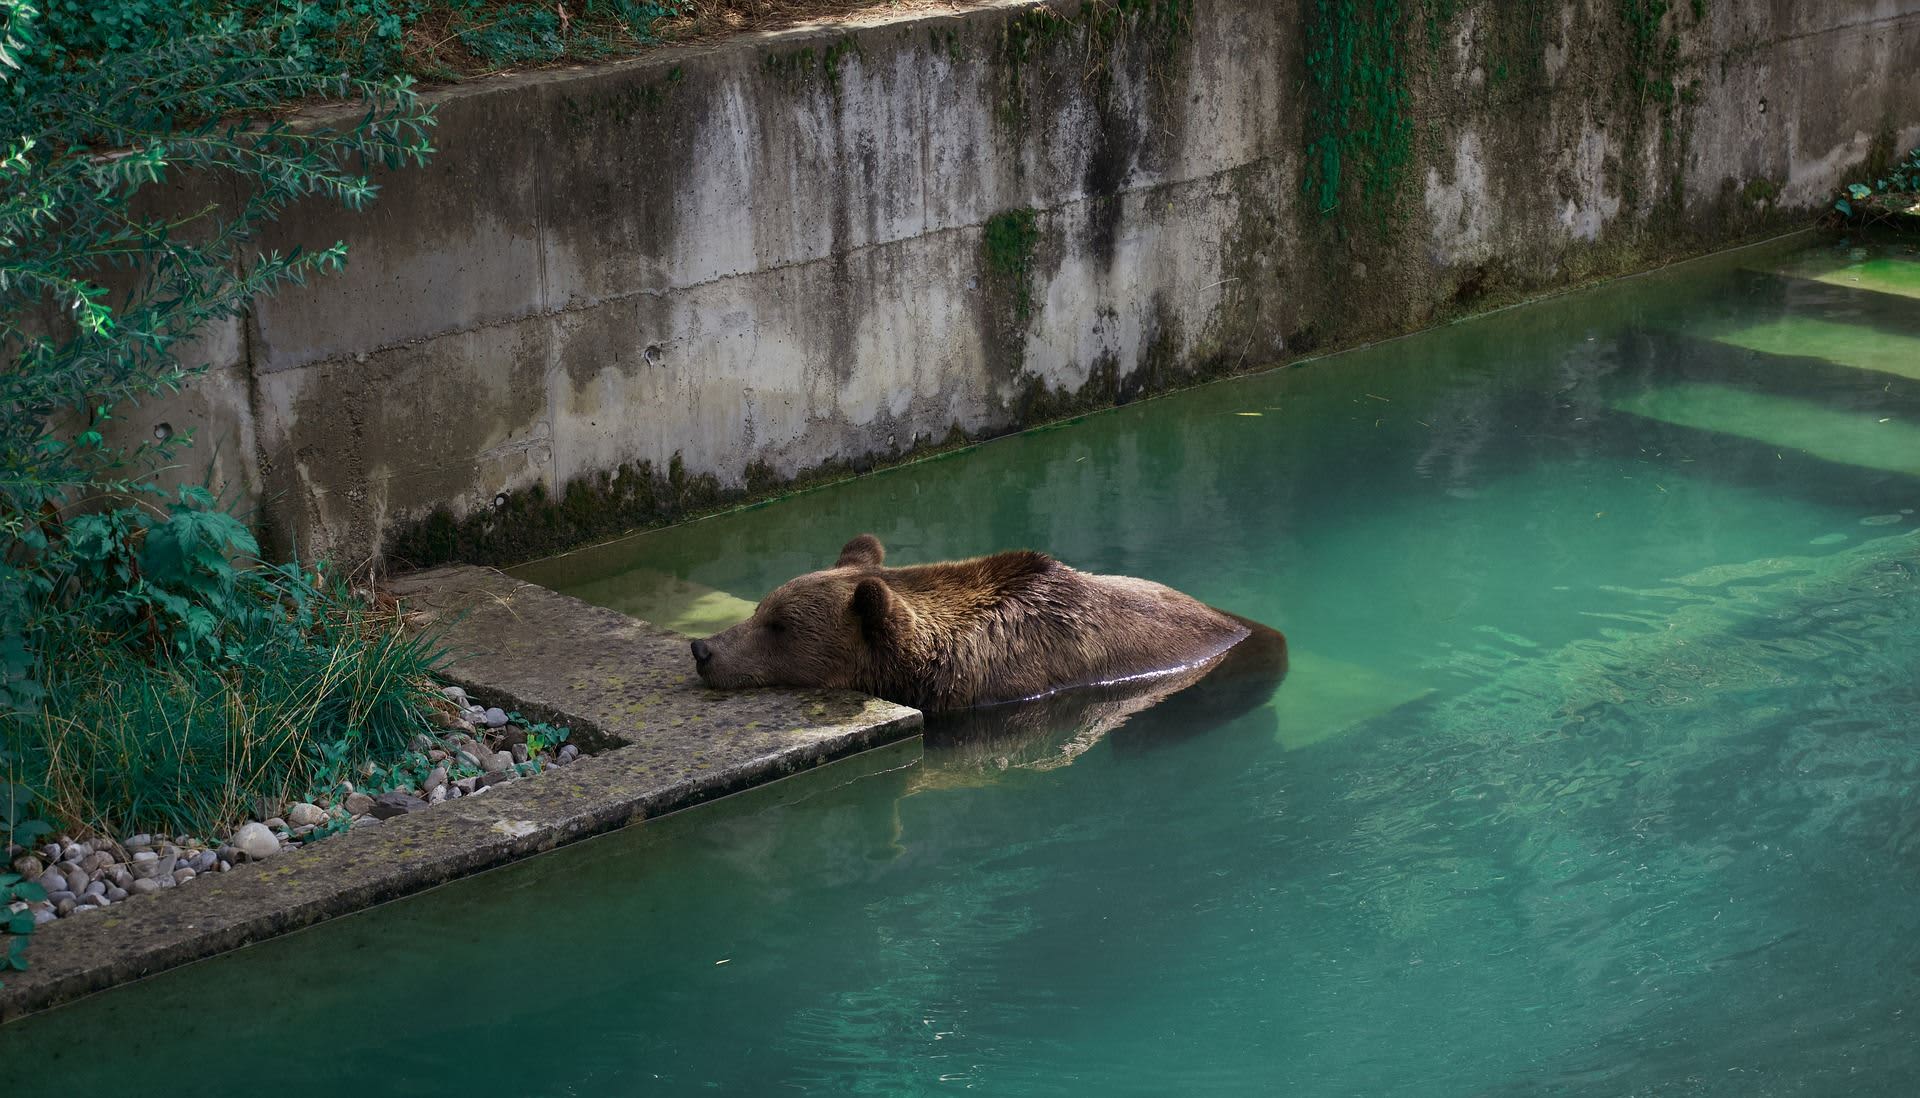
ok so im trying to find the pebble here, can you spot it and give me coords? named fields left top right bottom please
left=173, top=868, right=196, bottom=885
left=558, top=745, right=580, bottom=765
left=217, top=845, right=241, bottom=865
left=454, top=776, right=478, bottom=795
left=130, top=878, right=160, bottom=895
left=481, top=750, right=511, bottom=774
left=286, top=802, right=328, bottom=828
left=442, top=685, right=469, bottom=705
left=106, top=887, right=127, bottom=902
left=191, top=851, right=217, bottom=873
left=482, top=707, right=509, bottom=728
left=35, top=867, right=64, bottom=895
left=81, top=850, right=113, bottom=873
left=126, top=834, right=152, bottom=849
left=350, top=816, right=381, bottom=830
left=428, top=749, right=449, bottom=763
left=64, top=868, right=88, bottom=895
left=511, top=743, right=530, bottom=765
left=263, top=817, right=288, bottom=832
left=82, top=880, right=105, bottom=898
left=130, top=853, right=168, bottom=880
left=11, top=853, right=44, bottom=879
left=232, top=822, right=279, bottom=861
left=477, top=771, right=514, bottom=789
left=54, top=897, right=75, bottom=916
left=218, top=860, right=230, bottom=873
left=32, top=908, right=55, bottom=927
left=424, top=767, right=448, bottom=796
left=46, top=889, right=75, bottom=906
left=344, top=792, right=375, bottom=816
left=110, top=867, right=133, bottom=890
left=427, top=785, right=447, bottom=805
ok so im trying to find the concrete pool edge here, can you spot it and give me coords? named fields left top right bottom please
left=0, top=567, right=924, bottom=1025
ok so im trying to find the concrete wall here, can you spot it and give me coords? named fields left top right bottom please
left=128, top=0, right=1920, bottom=566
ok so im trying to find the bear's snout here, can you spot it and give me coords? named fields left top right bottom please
left=690, top=639, right=712, bottom=666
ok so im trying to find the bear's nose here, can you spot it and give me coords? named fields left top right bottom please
left=690, top=639, right=712, bottom=666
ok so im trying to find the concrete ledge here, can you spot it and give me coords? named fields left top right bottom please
left=0, top=566, right=922, bottom=1023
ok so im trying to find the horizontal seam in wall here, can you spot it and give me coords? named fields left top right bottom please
left=1692, top=9, right=1920, bottom=60
left=264, top=153, right=1290, bottom=375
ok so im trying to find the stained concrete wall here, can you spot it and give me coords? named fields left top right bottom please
left=126, top=0, right=1920, bottom=565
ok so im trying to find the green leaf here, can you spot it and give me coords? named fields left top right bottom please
left=1849, top=183, right=1872, bottom=200
left=7, top=913, right=33, bottom=935
left=13, top=882, right=46, bottom=903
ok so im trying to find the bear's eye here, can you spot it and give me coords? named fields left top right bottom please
left=765, top=618, right=786, bottom=634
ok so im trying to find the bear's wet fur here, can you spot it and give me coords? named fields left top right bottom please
left=692, top=534, right=1287, bottom=714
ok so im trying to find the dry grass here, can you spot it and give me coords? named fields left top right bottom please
left=388, top=0, right=995, bottom=82
left=656, top=0, right=989, bottom=43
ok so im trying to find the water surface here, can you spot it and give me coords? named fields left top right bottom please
left=8, top=237, right=1920, bottom=1095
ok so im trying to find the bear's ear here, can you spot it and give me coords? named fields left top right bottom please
left=850, top=577, right=896, bottom=642
left=836, top=534, right=886, bottom=569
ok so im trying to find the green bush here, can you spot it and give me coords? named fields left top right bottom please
left=8, top=489, right=448, bottom=838
left=4, top=0, right=688, bottom=85
left=0, top=0, right=455, bottom=984
left=0, top=0, right=441, bottom=841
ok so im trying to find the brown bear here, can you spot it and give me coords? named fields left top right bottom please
left=690, top=534, right=1287, bottom=714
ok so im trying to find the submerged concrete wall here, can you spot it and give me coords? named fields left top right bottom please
left=130, top=0, right=1920, bottom=565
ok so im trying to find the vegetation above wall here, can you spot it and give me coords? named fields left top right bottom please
left=1833, top=143, right=1920, bottom=231
left=5, top=0, right=1000, bottom=86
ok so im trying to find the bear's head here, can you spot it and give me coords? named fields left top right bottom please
left=690, top=534, right=906, bottom=692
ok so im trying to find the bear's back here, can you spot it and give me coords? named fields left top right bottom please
left=878, top=553, right=1250, bottom=710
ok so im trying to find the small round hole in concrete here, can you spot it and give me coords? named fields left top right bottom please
left=153, top=422, right=173, bottom=442
left=493, top=493, right=509, bottom=510
left=643, top=344, right=665, bottom=367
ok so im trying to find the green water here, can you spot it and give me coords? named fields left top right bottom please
left=10, top=238, right=1920, bottom=1094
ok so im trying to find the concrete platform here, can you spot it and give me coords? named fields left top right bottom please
left=0, top=566, right=922, bottom=1024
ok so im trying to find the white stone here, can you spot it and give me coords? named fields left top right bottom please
left=285, top=802, right=328, bottom=828
left=232, top=822, right=279, bottom=861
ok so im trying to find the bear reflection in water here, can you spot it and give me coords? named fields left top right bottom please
left=916, top=612, right=1289, bottom=784
left=693, top=534, right=1288, bottom=776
